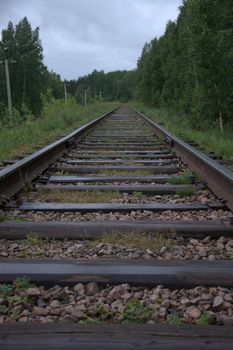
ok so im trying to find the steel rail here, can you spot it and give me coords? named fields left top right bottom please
left=135, top=109, right=233, bottom=211
left=0, top=107, right=119, bottom=205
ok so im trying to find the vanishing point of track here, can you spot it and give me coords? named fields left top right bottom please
left=0, top=106, right=233, bottom=349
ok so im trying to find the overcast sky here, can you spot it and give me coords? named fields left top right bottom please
left=0, top=0, right=182, bottom=80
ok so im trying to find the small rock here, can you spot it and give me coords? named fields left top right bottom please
left=26, top=288, right=41, bottom=297
left=33, top=306, right=49, bottom=316
left=213, top=296, right=224, bottom=308
left=180, top=297, right=192, bottom=306
left=208, top=255, right=215, bottom=261
left=85, top=282, right=99, bottom=296
left=198, top=247, right=207, bottom=257
left=224, top=294, right=233, bottom=302
left=71, top=309, right=86, bottom=320
left=160, top=247, right=167, bottom=254
left=186, top=306, right=201, bottom=319
left=50, top=308, right=61, bottom=316
left=64, top=305, right=74, bottom=314
left=50, top=300, right=60, bottom=308
left=218, top=236, right=226, bottom=244
left=73, top=283, right=85, bottom=295
left=61, top=315, right=76, bottom=323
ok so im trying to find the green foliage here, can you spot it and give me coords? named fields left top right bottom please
left=123, top=300, right=152, bottom=323
left=0, top=17, right=63, bottom=118
left=176, top=188, right=195, bottom=197
left=0, top=212, right=10, bottom=222
left=96, top=303, right=112, bottom=322
left=25, top=232, right=47, bottom=245
left=71, top=69, right=136, bottom=104
left=132, top=191, right=144, bottom=199
left=14, top=277, right=35, bottom=290
left=167, top=314, right=184, bottom=325
left=136, top=0, right=233, bottom=130
left=168, top=176, right=193, bottom=185
left=134, top=104, right=233, bottom=161
left=197, top=311, right=212, bottom=325
left=0, top=284, right=14, bottom=298
left=0, top=99, right=118, bottom=161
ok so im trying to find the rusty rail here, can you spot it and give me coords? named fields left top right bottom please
left=0, top=107, right=118, bottom=205
left=135, top=110, right=233, bottom=211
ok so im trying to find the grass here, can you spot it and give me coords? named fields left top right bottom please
left=99, top=170, right=153, bottom=176
left=30, top=189, right=122, bottom=203
left=25, top=232, right=48, bottom=245
left=132, top=191, right=144, bottom=199
left=91, top=232, right=176, bottom=252
left=197, top=311, right=212, bottom=325
left=168, top=175, right=193, bottom=185
left=123, top=299, right=152, bottom=323
left=176, top=188, right=195, bottom=197
left=0, top=99, right=118, bottom=162
left=132, top=103, right=233, bottom=161
left=0, top=212, right=10, bottom=222
left=167, top=314, right=184, bottom=325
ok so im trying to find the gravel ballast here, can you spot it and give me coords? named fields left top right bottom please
left=0, top=236, right=233, bottom=260
left=0, top=281, right=233, bottom=325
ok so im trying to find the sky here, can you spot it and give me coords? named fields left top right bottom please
left=0, top=0, right=182, bottom=80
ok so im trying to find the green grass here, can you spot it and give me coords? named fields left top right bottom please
left=168, top=176, right=193, bottom=185
left=197, top=311, right=212, bottom=325
left=167, top=314, right=184, bottom=325
left=90, top=232, right=176, bottom=252
left=0, top=99, right=118, bottom=162
left=29, top=189, right=122, bottom=203
left=123, top=300, right=152, bottom=323
left=132, top=103, right=233, bottom=161
left=176, top=188, right=195, bottom=197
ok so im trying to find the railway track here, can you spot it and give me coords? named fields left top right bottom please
left=0, top=105, right=233, bottom=349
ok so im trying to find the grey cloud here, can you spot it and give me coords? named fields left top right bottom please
left=0, top=0, right=182, bottom=79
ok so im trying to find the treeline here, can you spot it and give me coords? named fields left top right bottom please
left=0, top=17, right=63, bottom=119
left=67, top=69, right=136, bottom=104
left=136, top=0, right=233, bottom=128
left=1, top=0, right=233, bottom=131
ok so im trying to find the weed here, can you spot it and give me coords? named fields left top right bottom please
left=133, top=191, right=144, bottom=199
left=0, top=212, right=10, bottom=222
left=23, top=182, right=34, bottom=193
left=25, top=232, right=48, bottom=245
left=197, top=311, right=212, bottom=325
left=99, top=170, right=153, bottom=176
left=14, top=277, right=35, bottom=290
left=168, top=176, right=193, bottom=185
left=79, top=317, right=98, bottom=324
left=123, top=299, right=152, bottom=323
left=34, top=189, right=122, bottom=203
left=33, top=251, right=46, bottom=257
left=0, top=100, right=118, bottom=162
left=131, top=104, right=233, bottom=162
left=93, top=232, right=175, bottom=252
left=96, top=303, right=113, bottom=322
left=0, top=305, right=9, bottom=314
left=167, top=314, right=184, bottom=325
left=176, top=188, right=195, bottom=197
left=0, top=284, right=14, bottom=298
left=7, top=295, right=24, bottom=306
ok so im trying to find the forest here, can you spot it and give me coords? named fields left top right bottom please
left=0, top=0, right=232, bottom=130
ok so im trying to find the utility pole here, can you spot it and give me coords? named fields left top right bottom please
left=0, top=48, right=14, bottom=115
left=84, top=89, right=88, bottom=109
left=99, top=91, right=102, bottom=99
left=64, top=80, right=68, bottom=104
left=4, top=58, right=12, bottom=115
